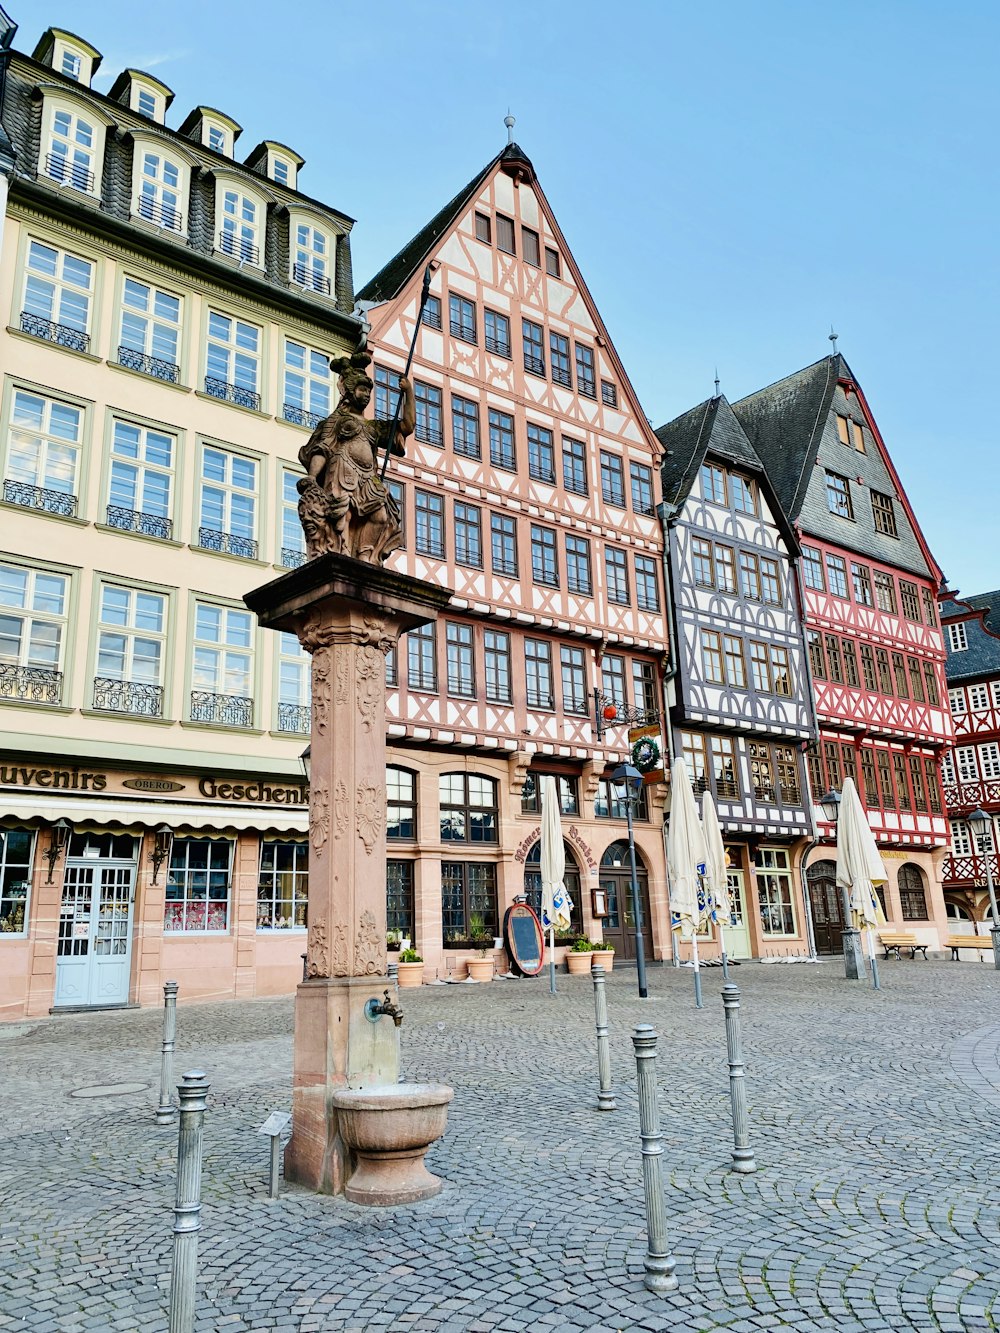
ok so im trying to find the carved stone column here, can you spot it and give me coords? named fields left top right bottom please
left=246, top=554, right=451, bottom=1194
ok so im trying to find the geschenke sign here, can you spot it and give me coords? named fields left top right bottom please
left=0, top=760, right=306, bottom=806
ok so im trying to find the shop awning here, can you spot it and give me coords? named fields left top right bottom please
left=0, top=791, right=308, bottom=834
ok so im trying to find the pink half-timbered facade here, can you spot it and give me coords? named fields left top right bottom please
left=357, top=141, right=670, bottom=976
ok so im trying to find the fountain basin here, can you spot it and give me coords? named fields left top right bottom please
left=331, top=1082, right=453, bottom=1205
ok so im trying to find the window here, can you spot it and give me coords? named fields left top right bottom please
left=701, top=630, right=724, bottom=684
left=979, top=742, right=1000, bottom=780
left=748, top=743, right=776, bottom=801
left=601, top=654, right=627, bottom=706
left=738, top=552, right=761, bottom=601
left=521, top=774, right=579, bottom=817
left=825, top=471, right=853, bottom=519
left=836, top=415, right=850, bottom=446
left=440, top=774, right=498, bottom=843
left=711, top=737, right=740, bottom=799
left=386, top=636, right=399, bottom=694
left=875, top=648, right=892, bottom=695
left=807, top=631, right=826, bottom=679
left=682, top=732, right=709, bottom=794
left=749, top=641, right=771, bottom=693
left=527, top=424, right=555, bottom=482
left=550, top=332, right=571, bottom=387
left=859, top=749, right=879, bottom=808
left=374, top=366, right=401, bottom=421
left=873, top=571, right=896, bottom=614
left=851, top=563, right=873, bottom=607
left=135, top=151, right=182, bottom=231
left=907, top=656, right=925, bottom=702
left=731, top=474, right=756, bottom=514
left=523, top=320, right=545, bottom=375
left=842, top=640, right=860, bottom=687
left=715, top=545, right=737, bottom=594
left=94, top=584, right=165, bottom=714
left=61, top=50, right=83, bottom=80
left=0, top=829, right=33, bottom=935
left=531, top=525, right=559, bottom=587
left=0, top=563, right=67, bottom=702
left=630, top=462, right=655, bottom=516
left=218, top=189, right=262, bottom=265
left=941, top=751, right=955, bottom=786
left=824, top=740, right=843, bottom=791
left=922, top=662, right=939, bottom=706
left=948, top=686, right=966, bottom=716
left=414, top=382, right=443, bottom=445
left=292, top=221, right=332, bottom=293
left=271, top=157, right=289, bottom=184
left=771, top=646, right=792, bottom=696
left=191, top=603, right=253, bottom=721
left=724, top=635, right=746, bottom=688
left=281, top=470, right=307, bottom=566
left=825, top=634, right=843, bottom=684
left=484, top=310, right=511, bottom=357
left=526, top=639, right=554, bottom=709
left=802, top=547, right=825, bottom=591
left=406, top=622, right=436, bottom=690
left=921, top=588, right=938, bottom=627
left=774, top=746, right=801, bottom=804
left=876, top=751, right=895, bottom=808
left=283, top=340, right=331, bottom=429
left=892, top=753, right=911, bottom=810
left=759, top=558, right=781, bottom=605
left=576, top=344, right=596, bottom=397
left=475, top=212, right=491, bottom=244
left=205, top=311, right=261, bottom=409
left=601, top=381, right=618, bottom=408
left=605, top=548, right=629, bottom=604
left=925, top=758, right=942, bottom=814
left=257, top=842, right=308, bottom=930
left=692, top=538, right=714, bottom=588
left=871, top=490, right=898, bottom=537
left=22, top=239, right=93, bottom=350
left=825, top=554, right=849, bottom=599
left=198, top=447, right=257, bottom=557
left=207, top=124, right=228, bottom=153
left=595, top=778, right=648, bottom=821
left=956, top=746, right=978, bottom=782
left=565, top=534, right=592, bottom=595
left=898, top=864, right=928, bottom=921
left=490, top=513, right=518, bottom=577
left=946, top=622, right=968, bottom=653
left=119, top=277, right=181, bottom=381
left=422, top=295, right=442, bottom=330
left=601, top=451, right=626, bottom=506
left=449, top=293, right=476, bottom=343
left=488, top=409, right=516, bottom=470
left=277, top=632, right=309, bottom=732
left=562, top=437, right=587, bottom=494
left=701, top=463, right=726, bottom=505
left=387, top=861, right=415, bottom=941
left=5, top=389, right=82, bottom=514
left=446, top=622, right=475, bottom=697
left=635, top=555, right=659, bottom=611
left=415, top=490, right=444, bottom=557
left=836, top=415, right=866, bottom=452
left=859, top=644, right=877, bottom=692
left=754, top=847, right=796, bottom=935
left=909, top=755, right=928, bottom=812
left=545, top=246, right=561, bottom=277
left=451, top=396, right=480, bottom=459
left=891, top=652, right=909, bottom=697
left=561, top=645, right=588, bottom=714
left=496, top=214, right=515, bottom=254
left=454, top=502, right=482, bottom=567
left=484, top=630, right=511, bottom=703
left=442, top=862, right=498, bottom=946
left=950, top=819, right=971, bottom=856
left=46, top=108, right=98, bottom=193
left=522, top=226, right=540, bottom=266
left=899, top=581, right=921, bottom=622
left=164, top=839, right=231, bottom=933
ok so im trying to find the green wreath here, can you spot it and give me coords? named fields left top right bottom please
left=631, top=735, right=660, bottom=774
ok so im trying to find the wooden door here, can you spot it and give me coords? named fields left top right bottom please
left=807, top=861, right=844, bottom=955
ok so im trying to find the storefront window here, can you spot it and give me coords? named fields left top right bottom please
left=439, top=774, right=498, bottom=843
left=521, top=773, right=579, bottom=816
left=164, top=837, right=231, bottom=932
left=387, top=767, right=416, bottom=839
left=754, top=846, right=796, bottom=936
left=387, top=860, right=414, bottom=940
left=257, top=841, right=308, bottom=929
left=0, top=829, right=34, bottom=934
left=441, top=861, right=497, bottom=945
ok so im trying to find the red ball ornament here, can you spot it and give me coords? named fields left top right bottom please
left=602, top=703, right=618, bottom=721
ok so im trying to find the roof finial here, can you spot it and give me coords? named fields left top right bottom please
left=829, top=325, right=839, bottom=355
left=714, top=366, right=721, bottom=399
left=504, top=111, right=515, bottom=145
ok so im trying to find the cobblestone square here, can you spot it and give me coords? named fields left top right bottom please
left=2, top=959, right=999, bottom=1331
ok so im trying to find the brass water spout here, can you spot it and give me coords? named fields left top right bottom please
left=365, top=989, right=404, bottom=1027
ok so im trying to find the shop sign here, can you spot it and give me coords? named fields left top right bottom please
left=0, top=758, right=305, bottom=806
left=123, top=778, right=185, bottom=793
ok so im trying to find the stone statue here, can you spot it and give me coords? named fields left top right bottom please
left=297, top=352, right=415, bottom=564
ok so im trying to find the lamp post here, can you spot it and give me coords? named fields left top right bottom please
left=818, top=788, right=864, bottom=982
left=967, top=808, right=1000, bottom=970
left=612, top=762, right=649, bottom=999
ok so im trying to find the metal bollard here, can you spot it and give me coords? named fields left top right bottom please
left=721, top=983, right=756, bottom=1174
left=592, top=965, right=616, bottom=1111
left=168, top=1071, right=210, bottom=1333
left=631, top=1025, right=679, bottom=1294
left=155, top=981, right=179, bottom=1124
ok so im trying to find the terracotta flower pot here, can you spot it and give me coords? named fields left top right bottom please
left=566, top=951, right=593, bottom=975
left=591, top=949, right=614, bottom=972
left=467, top=956, right=494, bottom=982
left=396, top=960, right=424, bottom=988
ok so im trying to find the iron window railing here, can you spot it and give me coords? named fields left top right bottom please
left=190, top=691, right=253, bottom=727
left=117, top=345, right=179, bottom=383
left=0, top=664, right=62, bottom=705
left=280, top=547, right=307, bottom=569
left=415, top=421, right=444, bottom=446
left=485, top=336, right=512, bottom=357
left=203, top=377, right=261, bottom=412
left=552, top=366, right=572, bottom=388
left=292, top=262, right=332, bottom=295
left=20, top=310, right=90, bottom=354
left=422, top=304, right=442, bottom=330
left=93, top=677, right=164, bottom=716
left=601, top=382, right=618, bottom=407
left=4, top=479, right=78, bottom=517
left=44, top=152, right=95, bottom=193
left=282, top=403, right=324, bottom=430
left=577, top=375, right=597, bottom=399
left=277, top=702, right=310, bottom=733
left=197, top=527, right=259, bottom=560
left=523, top=353, right=546, bottom=377
left=450, top=319, right=477, bottom=344
left=218, top=231, right=260, bottom=265
left=106, top=505, right=173, bottom=540
left=135, top=196, right=182, bottom=231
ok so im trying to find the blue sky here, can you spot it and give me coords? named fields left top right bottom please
left=28, top=0, right=998, bottom=592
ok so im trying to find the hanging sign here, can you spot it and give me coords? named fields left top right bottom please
left=503, top=902, right=544, bottom=977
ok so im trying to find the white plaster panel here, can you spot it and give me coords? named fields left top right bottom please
left=448, top=271, right=477, bottom=296
left=494, top=173, right=515, bottom=212
left=438, top=234, right=474, bottom=273
left=420, top=330, right=444, bottom=365
left=471, top=245, right=494, bottom=282
left=520, top=189, right=539, bottom=226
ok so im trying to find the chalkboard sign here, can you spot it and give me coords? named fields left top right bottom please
left=504, top=903, right=544, bottom=976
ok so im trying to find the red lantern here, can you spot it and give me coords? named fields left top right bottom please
left=602, top=703, right=617, bottom=721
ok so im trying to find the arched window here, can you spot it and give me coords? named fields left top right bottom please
left=601, top=839, right=646, bottom=869
left=46, top=108, right=98, bottom=193
left=215, top=183, right=266, bottom=266
left=387, top=766, right=416, bottom=840
left=439, top=773, right=497, bottom=843
left=136, top=150, right=185, bottom=231
left=898, top=863, right=928, bottom=921
left=523, top=840, right=583, bottom=935
left=291, top=219, right=332, bottom=295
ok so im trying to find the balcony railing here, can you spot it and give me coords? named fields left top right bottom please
left=280, top=547, right=306, bottom=570
left=20, top=310, right=90, bottom=354
left=414, top=420, right=444, bottom=447
left=523, top=354, right=546, bottom=377
left=4, top=479, right=78, bottom=517
left=450, top=320, right=477, bottom=344
left=277, top=702, right=310, bottom=734
left=942, top=851, right=1000, bottom=885
left=44, top=152, right=94, bottom=194
left=943, top=779, right=1000, bottom=812
left=526, top=690, right=555, bottom=710
left=204, top=377, right=261, bottom=412
left=197, top=527, right=258, bottom=560
left=282, top=403, right=324, bottom=430
left=190, top=691, right=253, bottom=727
left=136, top=195, right=182, bottom=231
left=117, top=345, right=180, bottom=383
left=93, top=677, right=164, bottom=716
left=578, top=377, right=597, bottom=399
left=485, top=336, right=512, bottom=358
left=633, top=496, right=656, bottom=517
left=552, top=366, right=572, bottom=388
left=105, top=506, right=173, bottom=540
left=217, top=231, right=260, bottom=265
left=292, top=262, right=331, bottom=295
left=527, top=462, right=556, bottom=484
left=422, top=306, right=442, bottom=330
left=601, top=383, right=618, bottom=407
left=602, top=485, right=626, bottom=507
left=0, top=664, right=62, bottom=705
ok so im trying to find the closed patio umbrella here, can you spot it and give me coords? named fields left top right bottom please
left=835, top=776, right=888, bottom=991
left=540, top=776, right=572, bottom=995
left=667, top=757, right=709, bottom=1007
left=701, top=791, right=732, bottom=980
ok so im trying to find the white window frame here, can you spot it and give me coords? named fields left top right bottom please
left=39, top=94, right=110, bottom=197
left=947, top=621, right=968, bottom=652
left=22, top=236, right=94, bottom=344
left=130, top=137, right=191, bottom=234
left=955, top=746, right=979, bottom=783
left=52, top=36, right=97, bottom=85
left=979, top=742, right=1000, bottom=781
left=129, top=81, right=167, bottom=122
left=949, top=819, right=971, bottom=856
left=214, top=178, right=266, bottom=267
left=283, top=339, right=331, bottom=427
left=948, top=687, right=966, bottom=717
left=5, top=387, right=83, bottom=505
left=277, top=632, right=310, bottom=733
left=118, top=275, right=182, bottom=378
left=95, top=582, right=167, bottom=689
left=107, top=417, right=175, bottom=535
left=969, top=684, right=990, bottom=712
left=204, top=309, right=262, bottom=405
left=198, top=444, right=258, bottom=551
left=289, top=212, right=334, bottom=295
left=205, top=121, right=231, bottom=155
left=280, top=469, right=305, bottom=565
left=0, top=561, right=69, bottom=681
left=191, top=601, right=254, bottom=702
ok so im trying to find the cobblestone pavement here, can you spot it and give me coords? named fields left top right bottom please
left=2, top=959, right=1000, bottom=1332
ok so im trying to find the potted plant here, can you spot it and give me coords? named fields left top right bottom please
left=386, top=928, right=403, bottom=952
left=396, top=948, right=424, bottom=988
left=466, top=913, right=495, bottom=982
left=566, top=939, right=595, bottom=975
left=590, top=939, right=615, bottom=972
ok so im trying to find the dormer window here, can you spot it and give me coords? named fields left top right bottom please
left=137, top=151, right=184, bottom=231
left=215, top=182, right=265, bottom=267
left=40, top=97, right=110, bottom=197
left=291, top=218, right=332, bottom=295
left=137, top=88, right=157, bottom=118
left=208, top=125, right=228, bottom=154
left=39, top=30, right=102, bottom=88
left=178, top=106, right=241, bottom=157
left=61, top=50, right=82, bottom=80
left=273, top=158, right=289, bottom=184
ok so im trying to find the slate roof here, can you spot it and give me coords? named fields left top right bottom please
left=943, top=589, right=1000, bottom=683
left=356, top=143, right=534, bottom=304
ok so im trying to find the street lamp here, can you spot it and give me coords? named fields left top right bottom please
left=818, top=787, right=864, bottom=982
left=299, top=745, right=311, bottom=784
left=611, top=761, right=649, bottom=999
left=967, top=808, right=1000, bottom=970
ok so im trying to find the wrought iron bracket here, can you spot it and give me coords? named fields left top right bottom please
left=593, top=688, right=659, bottom=741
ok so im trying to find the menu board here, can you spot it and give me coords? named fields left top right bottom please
left=503, top=903, right=544, bottom=976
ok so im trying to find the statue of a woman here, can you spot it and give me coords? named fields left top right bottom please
left=297, top=353, right=415, bottom=564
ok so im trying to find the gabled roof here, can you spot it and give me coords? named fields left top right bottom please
left=963, top=590, right=1000, bottom=631
left=940, top=589, right=1000, bottom=683
left=356, top=143, right=533, bottom=304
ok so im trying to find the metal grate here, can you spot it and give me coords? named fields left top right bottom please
left=450, top=320, right=477, bottom=344
left=117, top=345, right=179, bottom=383
left=523, top=354, right=546, bottom=377
left=106, top=506, right=172, bottom=540
left=44, top=152, right=95, bottom=193
left=217, top=231, right=260, bottom=265
left=415, top=421, right=444, bottom=447
left=552, top=367, right=572, bottom=388
left=197, top=527, right=259, bottom=560
left=203, top=377, right=261, bottom=412
left=277, top=702, right=310, bottom=734
left=292, top=262, right=332, bottom=295
left=485, top=336, right=512, bottom=357
left=4, top=478, right=78, bottom=517
left=93, top=677, right=164, bottom=716
left=0, top=664, right=62, bottom=704
left=135, top=195, right=182, bottom=231
left=20, top=310, right=90, bottom=353
left=280, top=547, right=307, bottom=569
left=282, top=403, right=324, bottom=430
left=190, top=691, right=253, bottom=727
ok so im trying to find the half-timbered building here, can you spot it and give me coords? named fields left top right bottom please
left=656, top=394, right=816, bottom=959
left=939, top=588, right=1000, bottom=930
left=733, top=354, right=952, bottom=953
left=357, top=139, right=671, bottom=978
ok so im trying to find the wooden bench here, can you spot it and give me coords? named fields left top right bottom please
left=878, top=933, right=928, bottom=960
left=945, top=934, right=992, bottom=961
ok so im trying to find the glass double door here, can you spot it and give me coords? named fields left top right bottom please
left=55, top=861, right=136, bottom=1006
left=723, top=870, right=752, bottom=959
